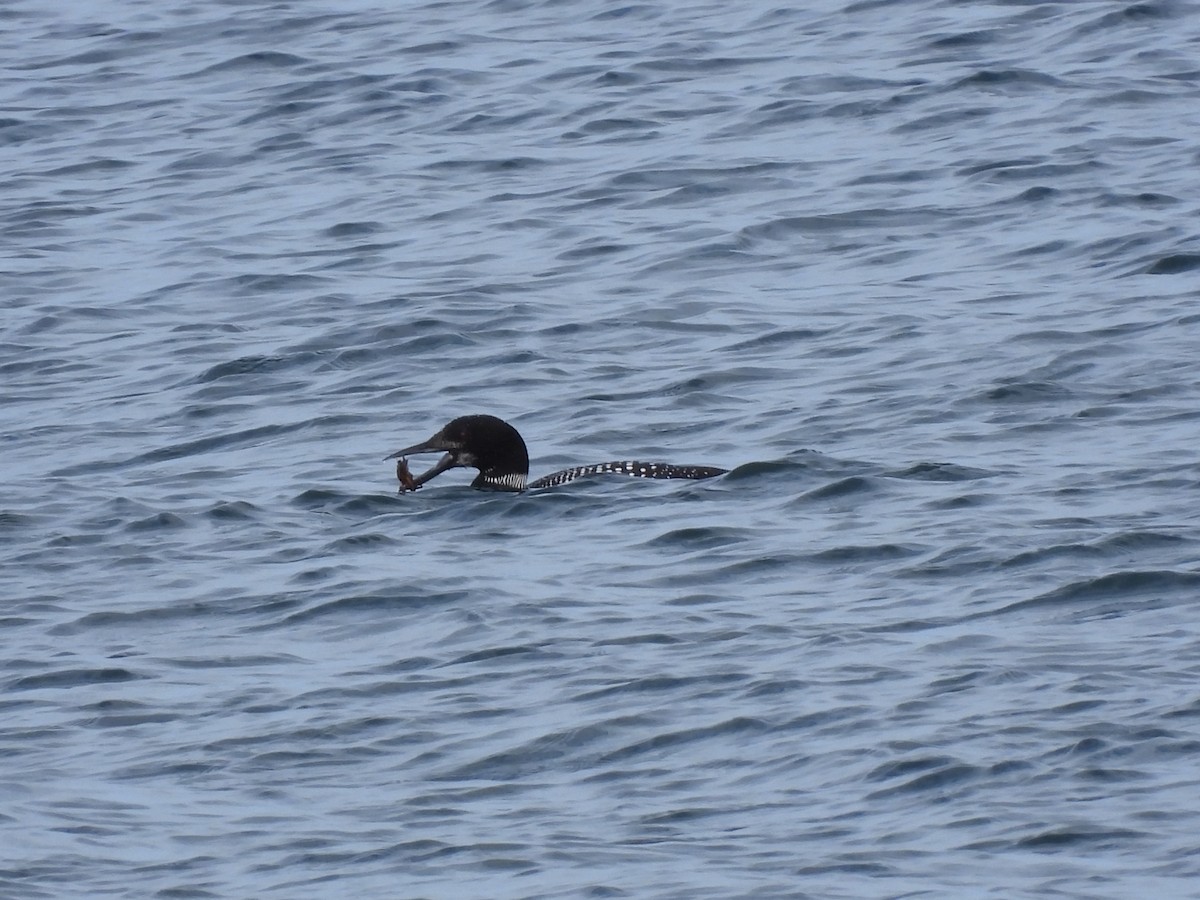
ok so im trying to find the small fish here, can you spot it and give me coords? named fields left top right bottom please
left=396, top=457, right=419, bottom=492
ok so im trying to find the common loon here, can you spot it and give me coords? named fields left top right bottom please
left=384, top=414, right=727, bottom=492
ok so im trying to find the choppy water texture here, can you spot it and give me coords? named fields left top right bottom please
left=4, top=1, right=1200, bottom=897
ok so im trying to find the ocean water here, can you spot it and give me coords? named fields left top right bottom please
left=4, top=1, right=1200, bottom=897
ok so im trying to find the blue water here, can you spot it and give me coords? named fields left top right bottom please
left=4, top=1, right=1200, bottom=897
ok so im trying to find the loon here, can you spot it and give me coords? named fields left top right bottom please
left=384, top=414, right=727, bottom=492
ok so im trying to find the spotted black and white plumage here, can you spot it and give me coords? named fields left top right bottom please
left=385, top=414, right=726, bottom=493
left=529, top=461, right=728, bottom=489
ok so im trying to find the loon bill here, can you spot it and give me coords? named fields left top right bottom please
left=384, top=414, right=727, bottom=493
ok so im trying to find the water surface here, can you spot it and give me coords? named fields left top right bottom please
left=3, top=1, right=1200, bottom=897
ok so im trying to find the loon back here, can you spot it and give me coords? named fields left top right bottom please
left=529, top=461, right=728, bottom=489
left=384, top=414, right=726, bottom=493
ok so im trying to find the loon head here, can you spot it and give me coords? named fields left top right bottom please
left=384, top=414, right=529, bottom=491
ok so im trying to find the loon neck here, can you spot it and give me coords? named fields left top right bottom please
left=472, top=470, right=528, bottom=492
